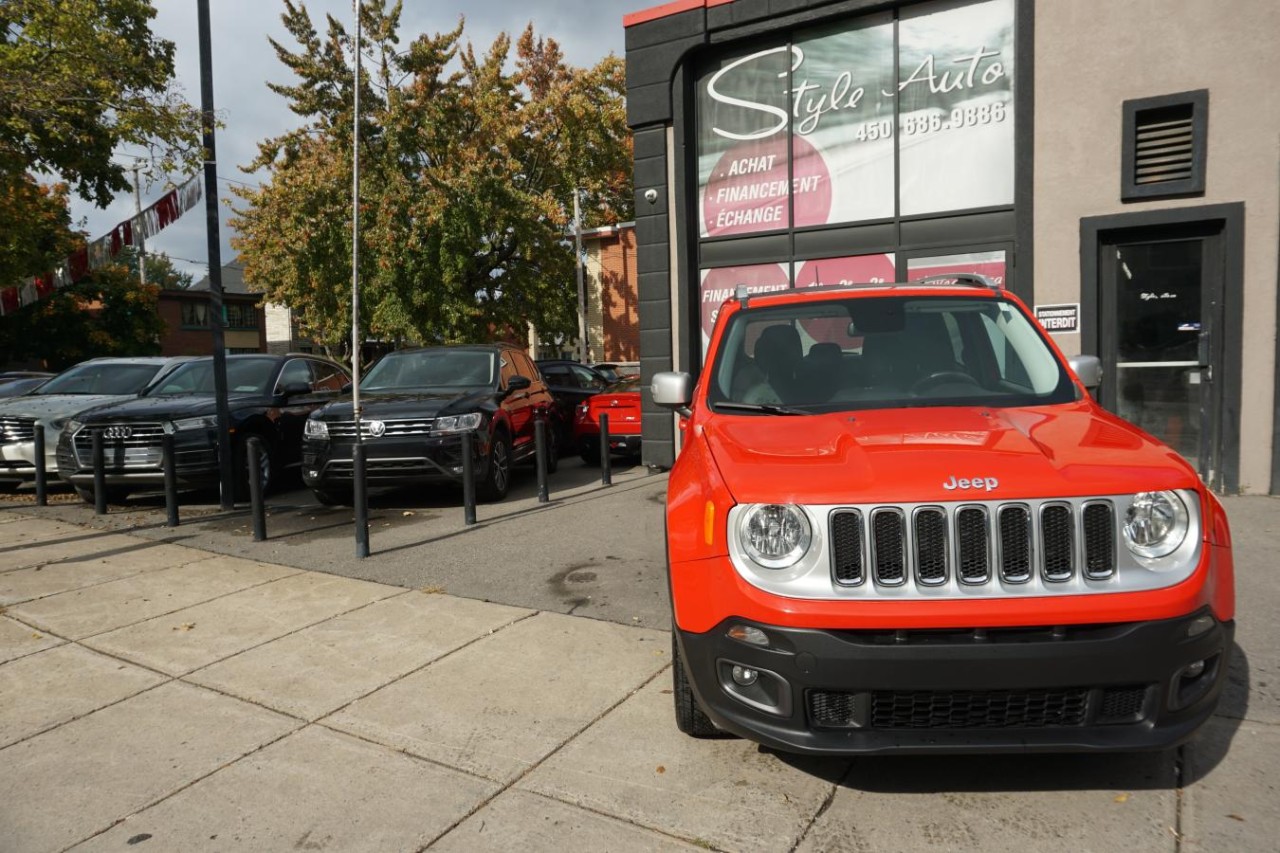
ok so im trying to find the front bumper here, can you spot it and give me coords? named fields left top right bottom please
left=677, top=611, right=1233, bottom=754
left=55, top=430, right=220, bottom=491
left=302, top=433, right=487, bottom=490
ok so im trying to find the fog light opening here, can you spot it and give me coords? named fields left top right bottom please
left=1186, top=615, right=1215, bottom=638
left=726, top=624, right=770, bottom=647
left=731, top=665, right=759, bottom=686
left=1182, top=659, right=1207, bottom=681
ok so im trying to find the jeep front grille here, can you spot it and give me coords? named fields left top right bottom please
left=0, top=416, right=35, bottom=445
left=327, top=418, right=437, bottom=439
left=829, top=499, right=1118, bottom=592
left=72, top=423, right=166, bottom=469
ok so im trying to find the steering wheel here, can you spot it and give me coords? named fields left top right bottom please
left=912, top=371, right=982, bottom=394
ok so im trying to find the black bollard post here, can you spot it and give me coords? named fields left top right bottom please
left=353, top=442, right=369, bottom=558
left=248, top=437, right=266, bottom=542
left=92, top=429, right=107, bottom=515
left=33, top=427, right=47, bottom=507
left=162, top=433, right=179, bottom=528
left=534, top=416, right=549, bottom=504
left=599, top=412, right=613, bottom=486
left=461, top=430, right=476, bottom=525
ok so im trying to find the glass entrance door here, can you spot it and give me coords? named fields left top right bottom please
left=1100, top=232, right=1222, bottom=476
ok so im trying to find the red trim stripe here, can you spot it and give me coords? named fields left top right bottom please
left=624, top=0, right=736, bottom=28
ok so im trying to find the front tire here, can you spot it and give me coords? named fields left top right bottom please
left=672, top=632, right=727, bottom=738
left=234, top=435, right=273, bottom=502
left=477, top=431, right=511, bottom=502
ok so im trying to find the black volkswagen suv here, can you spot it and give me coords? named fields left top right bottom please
left=56, top=354, right=350, bottom=502
left=302, top=344, right=556, bottom=504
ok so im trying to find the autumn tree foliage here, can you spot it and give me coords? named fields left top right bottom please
left=230, top=1, right=633, bottom=360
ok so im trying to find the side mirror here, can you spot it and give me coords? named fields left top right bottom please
left=1067, top=355, right=1103, bottom=389
left=279, top=381, right=312, bottom=398
left=652, top=371, right=693, bottom=417
left=503, top=375, right=532, bottom=397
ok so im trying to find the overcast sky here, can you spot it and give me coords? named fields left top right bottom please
left=71, top=0, right=648, bottom=282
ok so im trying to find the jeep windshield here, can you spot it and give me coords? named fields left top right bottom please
left=360, top=349, right=496, bottom=392
left=706, top=295, right=1074, bottom=413
left=148, top=358, right=278, bottom=396
left=34, top=362, right=162, bottom=396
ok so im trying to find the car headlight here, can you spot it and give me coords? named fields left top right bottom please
left=1123, top=491, right=1190, bottom=559
left=303, top=418, right=329, bottom=439
left=64, top=419, right=83, bottom=435
left=169, top=416, right=217, bottom=433
left=434, top=413, right=483, bottom=433
left=738, top=504, right=812, bottom=569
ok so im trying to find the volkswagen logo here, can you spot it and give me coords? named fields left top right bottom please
left=102, top=426, right=133, bottom=439
left=366, top=420, right=386, bottom=438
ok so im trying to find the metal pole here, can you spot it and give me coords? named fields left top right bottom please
left=130, top=162, right=147, bottom=285
left=92, top=430, right=107, bottom=515
left=574, top=189, right=588, bottom=363
left=197, top=0, right=234, bottom=510
left=535, top=415, right=549, bottom=503
left=599, top=412, right=612, bottom=486
left=350, top=1, right=369, bottom=558
left=33, top=428, right=47, bottom=506
left=248, top=437, right=266, bottom=541
left=461, top=430, right=476, bottom=526
left=162, top=433, right=180, bottom=527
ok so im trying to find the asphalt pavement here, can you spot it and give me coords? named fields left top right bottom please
left=0, top=468, right=1276, bottom=852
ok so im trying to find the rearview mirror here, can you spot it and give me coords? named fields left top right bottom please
left=652, top=371, right=693, bottom=416
left=503, top=375, right=532, bottom=397
left=1067, top=355, right=1103, bottom=389
left=279, top=381, right=312, bottom=398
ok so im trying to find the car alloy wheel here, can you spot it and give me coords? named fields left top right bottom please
left=479, top=431, right=511, bottom=501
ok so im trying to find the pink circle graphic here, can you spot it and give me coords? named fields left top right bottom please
left=703, top=135, right=832, bottom=237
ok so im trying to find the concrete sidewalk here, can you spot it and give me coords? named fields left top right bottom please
left=0, top=495, right=1277, bottom=852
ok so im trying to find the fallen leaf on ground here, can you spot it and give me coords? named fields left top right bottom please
left=420, top=585, right=446, bottom=594
left=402, top=511, right=415, bottom=517
left=1114, top=793, right=1130, bottom=803
left=656, top=765, right=665, bottom=774
left=1228, top=814, right=1246, bottom=822
left=172, top=623, right=196, bottom=632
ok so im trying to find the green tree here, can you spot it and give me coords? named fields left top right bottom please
left=230, top=1, right=632, bottom=363
left=117, top=247, right=195, bottom=290
left=0, top=0, right=202, bottom=289
left=0, top=262, right=164, bottom=369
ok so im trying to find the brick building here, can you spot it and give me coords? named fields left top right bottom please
left=157, top=261, right=265, bottom=356
left=582, top=222, right=640, bottom=364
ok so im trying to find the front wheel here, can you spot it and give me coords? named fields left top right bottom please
left=672, top=633, right=729, bottom=738
left=233, top=435, right=273, bottom=502
left=477, top=431, right=511, bottom=502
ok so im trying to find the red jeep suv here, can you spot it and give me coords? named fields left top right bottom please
left=652, top=276, right=1234, bottom=755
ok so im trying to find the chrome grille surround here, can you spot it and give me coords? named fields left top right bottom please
left=0, top=416, right=36, bottom=445
left=71, top=423, right=166, bottom=469
left=326, top=418, right=437, bottom=439
left=724, top=491, right=1202, bottom=601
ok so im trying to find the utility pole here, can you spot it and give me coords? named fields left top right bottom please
left=197, top=0, right=235, bottom=510
left=351, top=1, right=369, bottom=558
left=129, top=162, right=147, bottom=285
left=574, top=189, right=588, bottom=363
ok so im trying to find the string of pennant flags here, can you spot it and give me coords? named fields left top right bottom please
left=0, top=173, right=204, bottom=316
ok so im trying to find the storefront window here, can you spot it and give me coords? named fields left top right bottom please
left=699, top=264, right=791, bottom=352
left=907, top=250, right=1007, bottom=286
left=795, top=254, right=897, bottom=287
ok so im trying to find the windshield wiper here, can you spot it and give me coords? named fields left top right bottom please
left=713, top=401, right=810, bottom=416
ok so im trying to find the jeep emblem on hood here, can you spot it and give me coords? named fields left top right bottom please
left=943, top=475, right=999, bottom=491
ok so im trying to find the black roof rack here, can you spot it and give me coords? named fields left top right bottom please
left=910, top=272, right=1001, bottom=290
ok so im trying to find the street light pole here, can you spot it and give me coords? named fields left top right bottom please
left=129, top=162, right=147, bottom=286
left=196, top=0, right=234, bottom=510
left=574, top=189, right=588, bottom=363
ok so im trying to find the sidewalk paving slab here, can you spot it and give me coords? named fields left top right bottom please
left=431, top=789, right=705, bottom=852
left=795, top=750, right=1177, bottom=853
left=84, top=571, right=399, bottom=676
left=324, top=611, right=669, bottom=784
left=188, top=591, right=532, bottom=720
left=6, top=554, right=299, bottom=640
left=519, top=677, right=846, bottom=853
left=0, top=524, right=175, bottom=573
left=0, top=614, right=64, bottom=664
left=1181, top=716, right=1280, bottom=851
left=0, top=516, right=96, bottom=549
left=70, top=725, right=498, bottom=853
left=0, top=643, right=165, bottom=748
left=0, top=680, right=298, bottom=853
left=0, top=544, right=217, bottom=606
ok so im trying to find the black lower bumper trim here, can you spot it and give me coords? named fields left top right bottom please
left=676, top=611, right=1233, bottom=755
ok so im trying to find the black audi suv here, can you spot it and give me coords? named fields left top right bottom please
left=56, top=353, right=350, bottom=503
left=302, top=344, right=557, bottom=504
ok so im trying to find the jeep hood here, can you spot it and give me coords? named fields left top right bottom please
left=702, top=401, right=1196, bottom=505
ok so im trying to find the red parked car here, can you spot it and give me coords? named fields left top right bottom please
left=574, top=377, right=642, bottom=464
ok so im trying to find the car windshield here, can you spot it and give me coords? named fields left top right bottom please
left=148, top=358, right=278, bottom=396
left=34, top=362, right=162, bottom=396
left=361, top=349, right=496, bottom=392
left=707, top=295, right=1073, bottom=413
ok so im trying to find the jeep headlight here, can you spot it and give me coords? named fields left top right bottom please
left=434, top=413, right=483, bottom=433
left=303, top=418, right=329, bottom=439
left=1123, top=491, right=1190, bottom=559
left=169, top=416, right=216, bottom=433
left=739, top=504, right=812, bottom=569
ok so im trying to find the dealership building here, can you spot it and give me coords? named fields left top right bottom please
left=623, top=0, right=1279, bottom=494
